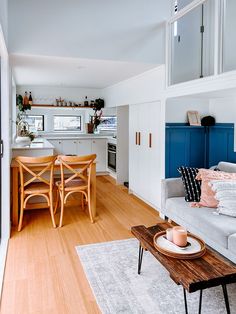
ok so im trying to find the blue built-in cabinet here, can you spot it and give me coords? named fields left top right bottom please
left=166, top=123, right=236, bottom=178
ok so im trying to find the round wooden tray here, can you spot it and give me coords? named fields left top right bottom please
left=153, top=231, right=206, bottom=260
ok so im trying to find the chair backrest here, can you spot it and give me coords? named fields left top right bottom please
left=57, top=154, right=96, bottom=188
left=15, top=155, right=57, bottom=192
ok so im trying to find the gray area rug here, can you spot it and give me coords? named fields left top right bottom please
left=76, top=238, right=236, bottom=314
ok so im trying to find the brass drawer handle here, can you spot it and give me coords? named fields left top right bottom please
left=149, top=133, right=152, bottom=148
left=138, top=132, right=141, bottom=146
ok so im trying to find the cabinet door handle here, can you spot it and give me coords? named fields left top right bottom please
left=135, top=132, right=138, bottom=145
left=149, top=133, right=152, bottom=148
left=138, top=132, right=141, bottom=146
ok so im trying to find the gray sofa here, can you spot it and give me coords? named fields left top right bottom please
left=161, top=162, right=236, bottom=263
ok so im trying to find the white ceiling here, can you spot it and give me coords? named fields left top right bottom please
left=9, top=0, right=171, bottom=64
left=9, top=0, right=171, bottom=87
left=11, top=54, right=157, bottom=88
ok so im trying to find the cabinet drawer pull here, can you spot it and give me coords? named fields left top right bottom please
left=149, top=133, right=152, bottom=148
left=138, top=132, right=141, bottom=146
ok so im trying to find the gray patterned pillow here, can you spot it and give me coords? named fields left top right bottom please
left=177, top=166, right=201, bottom=202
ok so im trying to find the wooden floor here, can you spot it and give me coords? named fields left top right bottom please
left=0, top=176, right=162, bottom=314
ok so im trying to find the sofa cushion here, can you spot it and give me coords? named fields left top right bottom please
left=177, top=166, right=201, bottom=202
left=166, top=197, right=236, bottom=248
left=218, top=161, right=236, bottom=173
left=195, top=169, right=236, bottom=208
left=228, top=234, right=236, bottom=254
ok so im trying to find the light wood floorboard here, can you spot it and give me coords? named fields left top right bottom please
left=1, top=175, right=162, bottom=314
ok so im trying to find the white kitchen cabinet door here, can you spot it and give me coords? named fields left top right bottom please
left=146, top=102, right=161, bottom=208
left=129, top=102, right=162, bottom=210
left=48, top=140, right=63, bottom=154
left=91, top=139, right=107, bottom=172
left=77, top=139, right=92, bottom=156
left=61, top=139, right=78, bottom=155
left=129, top=104, right=140, bottom=195
left=137, top=103, right=150, bottom=201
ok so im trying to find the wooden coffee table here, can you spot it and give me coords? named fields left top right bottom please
left=131, top=222, right=236, bottom=314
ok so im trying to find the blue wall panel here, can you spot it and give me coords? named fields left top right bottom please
left=166, top=123, right=236, bottom=178
left=165, top=124, right=205, bottom=178
left=208, top=124, right=236, bottom=167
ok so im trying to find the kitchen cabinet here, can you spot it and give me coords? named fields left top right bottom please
left=77, top=139, right=92, bottom=156
left=47, top=138, right=107, bottom=172
left=62, top=139, right=78, bottom=155
left=48, top=139, right=63, bottom=154
left=91, top=139, right=107, bottom=172
left=129, top=102, right=161, bottom=210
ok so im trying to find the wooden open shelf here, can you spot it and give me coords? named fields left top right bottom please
left=31, top=104, right=95, bottom=109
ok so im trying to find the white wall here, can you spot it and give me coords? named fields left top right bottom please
left=209, top=98, right=236, bottom=123
left=0, top=0, right=8, bottom=45
left=16, top=85, right=103, bottom=104
left=166, top=97, right=210, bottom=122
left=209, top=97, right=236, bottom=151
left=14, top=85, right=115, bottom=136
left=103, top=65, right=166, bottom=107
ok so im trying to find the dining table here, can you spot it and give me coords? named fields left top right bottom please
left=10, top=158, right=97, bottom=226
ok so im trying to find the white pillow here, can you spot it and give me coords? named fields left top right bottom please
left=209, top=180, right=236, bottom=217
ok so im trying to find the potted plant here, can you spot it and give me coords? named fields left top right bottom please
left=15, top=118, right=35, bottom=146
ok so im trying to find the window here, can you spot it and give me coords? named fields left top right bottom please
left=53, top=115, right=82, bottom=131
left=97, top=116, right=117, bottom=131
left=25, top=115, right=44, bottom=132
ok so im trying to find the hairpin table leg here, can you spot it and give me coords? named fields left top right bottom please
left=183, top=288, right=188, bottom=314
left=222, top=284, right=231, bottom=314
left=198, top=290, right=203, bottom=314
left=138, top=243, right=144, bottom=275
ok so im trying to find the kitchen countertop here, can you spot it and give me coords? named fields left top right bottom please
left=12, top=138, right=54, bottom=150
left=46, top=135, right=112, bottom=140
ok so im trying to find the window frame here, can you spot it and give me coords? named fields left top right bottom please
left=53, top=114, right=82, bottom=132
left=25, top=114, right=45, bottom=132
left=97, top=116, right=117, bottom=131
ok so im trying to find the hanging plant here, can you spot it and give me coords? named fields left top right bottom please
left=16, top=94, right=31, bottom=112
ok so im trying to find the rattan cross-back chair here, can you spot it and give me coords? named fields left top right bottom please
left=56, top=154, right=96, bottom=227
left=15, top=155, right=57, bottom=231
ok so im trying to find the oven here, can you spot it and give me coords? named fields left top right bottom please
left=107, top=143, right=116, bottom=172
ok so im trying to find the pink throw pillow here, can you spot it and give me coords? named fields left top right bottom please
left=195, top=169, right=236, bottom=208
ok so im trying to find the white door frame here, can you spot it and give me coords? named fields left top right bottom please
left=0, top=24, right=10, bottom=296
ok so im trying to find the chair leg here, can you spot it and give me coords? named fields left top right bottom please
left=59, top=192, right=65, bottom=228
left=87, top=191, right=94, bottom=223
left=18, top=194, right=24, bottom=232
left=54, top=189, right=59, bottom=214
left=49, top=192, right=56, bottom=228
